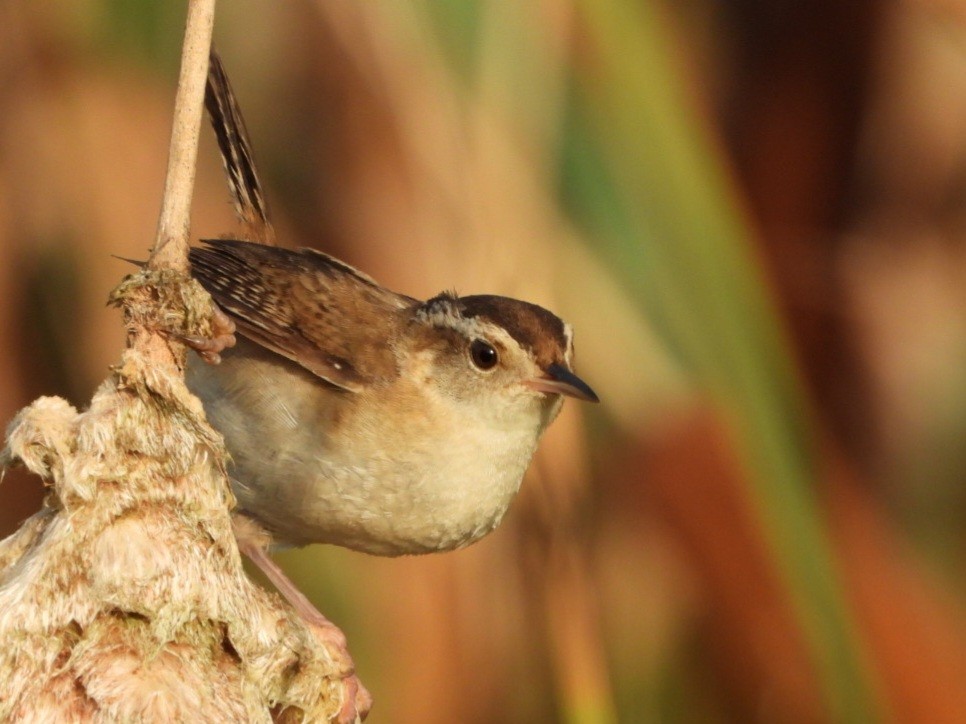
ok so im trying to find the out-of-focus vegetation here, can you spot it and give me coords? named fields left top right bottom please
left=2, top=1, right=966, bottom=721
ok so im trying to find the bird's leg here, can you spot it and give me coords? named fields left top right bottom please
left=232, top=516, right=371, bottom=723
left=180, top=302, right=237, bottom=364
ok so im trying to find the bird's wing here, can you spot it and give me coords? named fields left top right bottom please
left=190, top=238, right=414, bottom=392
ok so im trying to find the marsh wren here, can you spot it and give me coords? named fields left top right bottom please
left=185, top=54, right=597, bottom=720
left=190, top=54, right=597, bottom=557
left=189, top=241, right=597, bottom=554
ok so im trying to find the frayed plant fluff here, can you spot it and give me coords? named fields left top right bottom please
left=0, top=269, right=352, bottom=722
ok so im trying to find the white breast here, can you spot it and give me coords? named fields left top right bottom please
left=278, top=385, right=547, bottom=555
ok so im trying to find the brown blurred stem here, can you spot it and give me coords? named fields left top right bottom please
left=722, top=0, right=885, bottom=468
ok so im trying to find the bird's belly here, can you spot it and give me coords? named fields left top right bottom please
left=238, top=429, right=536, bottom=555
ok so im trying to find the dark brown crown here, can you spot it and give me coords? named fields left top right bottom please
left=421, top=293, right=571, bottom=370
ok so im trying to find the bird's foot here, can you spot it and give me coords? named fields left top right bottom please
left=297, top=604, right=371, bottom=723
left=233, top=517, right=371, bottom=722
left=179, top=302, right=236, bottom=364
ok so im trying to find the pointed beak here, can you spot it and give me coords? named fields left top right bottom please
left=526, top=363, right=599, bottom=403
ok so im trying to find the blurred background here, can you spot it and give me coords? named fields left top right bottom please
left=2, top=0, right=966, bottom=721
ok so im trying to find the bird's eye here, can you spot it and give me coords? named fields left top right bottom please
left=469, top=339, right=499, bottom=370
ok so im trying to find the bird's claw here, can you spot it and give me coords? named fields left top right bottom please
left=178, top=303, right=237, bottom=364
left=333, top=670, right=371, bottom=723
left=302, top=613, right=370, bottom=722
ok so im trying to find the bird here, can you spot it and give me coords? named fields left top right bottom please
left=191, top=52, right=597, bottom=556
left=184, top=52, right=598, bottom=722
left=187, top=240, right=597, bottom=553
